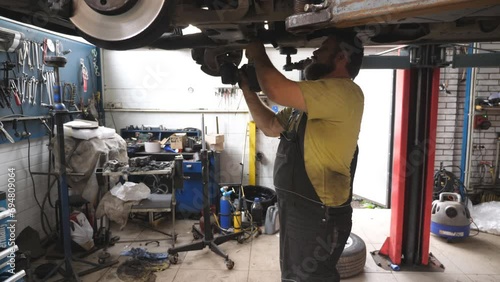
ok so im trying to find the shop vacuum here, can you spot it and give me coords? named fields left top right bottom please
left=431, top=192, right=471, bottom=241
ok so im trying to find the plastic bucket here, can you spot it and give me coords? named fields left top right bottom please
left=232, top=185, right=277, bottom=219
left=145, top=141, right=161, bottom=153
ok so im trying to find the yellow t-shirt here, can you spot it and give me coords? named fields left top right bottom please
left=277, top=78, right=364, bottom=206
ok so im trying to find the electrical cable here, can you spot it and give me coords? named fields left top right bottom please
left=433, top=166, right=468, bottom=202
left=6, top=113, right=56, bottom=237
left=478, top=163, right=486, bottom=184
left=6, top=52, right=53, bottom=235
left=208, top=200, right=260, bottom=243
left=443, top=165, right=463, bottom=174
left=41, top=177, right=58, bottom=239
left=26, top=127, right=54, bottom=237
left=468, top=218, right=481, bottom=237
left=231, top=200, right=260, bottom=242
left=42, top=178, right=58, bottom=210
left=0, top=96, right=55, bottom=235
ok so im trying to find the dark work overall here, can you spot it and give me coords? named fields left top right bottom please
left=274, top=110, right=358, bottom=282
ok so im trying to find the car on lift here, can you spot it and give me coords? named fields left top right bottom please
left=1, top=0, right=500, bottom=76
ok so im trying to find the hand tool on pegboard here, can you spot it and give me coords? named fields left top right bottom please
left=0, top=61, right=16, bottom=111
left=9, top=79, right=21, bottom=106
left=0, top=27, right=25, bottom=52
left=0, top=121, right=14, bottom=143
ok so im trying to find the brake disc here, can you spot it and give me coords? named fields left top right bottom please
left=71, top=0, right=173, bottom=50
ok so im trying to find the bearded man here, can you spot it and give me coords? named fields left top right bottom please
left=239, top=33, right=364, bottom=282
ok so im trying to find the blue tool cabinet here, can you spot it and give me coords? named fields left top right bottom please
left=176, top=153, right=220, bottom=216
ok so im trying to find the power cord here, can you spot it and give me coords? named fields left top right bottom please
left=434, top=164, right=468, bottom=202
left=468, top=217, right=481, bottom=237
left=25, top=123, right=54, bottom=237
left=211, top=210, right=261, bottom=242
left=1, top=112, right=56, bottom=238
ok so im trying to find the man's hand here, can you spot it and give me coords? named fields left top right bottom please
left=238, top=69, right=250, bottom=91
left=300, top=58, right=313, bottom=70
left=245, top=41, right=266, bottom=62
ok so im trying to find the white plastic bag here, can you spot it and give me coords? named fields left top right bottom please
left=96, top=126, right=116, bottom=139
left=470, top=201, right=500, bottom=235
left=110, top=182, right=150, bottom=202
left=70, top=213, right=94, bottom=250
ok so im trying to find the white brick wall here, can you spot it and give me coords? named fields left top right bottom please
left=0, top=138, right=56, bottom=237
left=435, top=42, right=500, bottom=187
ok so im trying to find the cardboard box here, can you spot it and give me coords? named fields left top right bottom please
left=206, top=134, right=224, bottom=151
left=209, top=143, right=224, bottom=152
left=170, top=133, right=187, bottom=149
left=205, top=134, right=224, bottom=144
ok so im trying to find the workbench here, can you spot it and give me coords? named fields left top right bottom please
left=101, top=151, right=221, bottom=219
left=102, top=168, right=177, bottom=229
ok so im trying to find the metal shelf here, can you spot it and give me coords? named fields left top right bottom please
left=476, top=107, right=500, bottom=112
left=102, top=169, right=173, bottom=176
left=135, top=152, right=195, bottom=156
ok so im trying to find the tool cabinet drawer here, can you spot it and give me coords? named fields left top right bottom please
left=183, top=162, right=202, bottom=173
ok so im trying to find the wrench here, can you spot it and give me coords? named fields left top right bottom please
left=21, top=76, right=28, bottom=104
left=44, top=71, right=54, bottom=106
left=33, top=79, right=39, bottom=105
left=0, top=122, right=15, bottom=143
left=43, top=71, right=50, bottom=105
left=32, top=42, right=38, bottom=71
left=50, top=71, right=55, bottom=105
left=26, top=41, right=33, bottom=71
left=47, top=71, right=52, bottom=106
left=26, top=78, right=33, bottom=104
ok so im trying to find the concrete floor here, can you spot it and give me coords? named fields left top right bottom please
left=44, top=209, right=500, bottom=281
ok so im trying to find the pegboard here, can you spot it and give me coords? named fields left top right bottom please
left=0, top=18, right=102, bottom=144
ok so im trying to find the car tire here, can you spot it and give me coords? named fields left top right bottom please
left=338, top=233, right=366, bottom=278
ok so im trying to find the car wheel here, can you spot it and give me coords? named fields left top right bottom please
left=338, top=233, right=366, bottom=279
left=71, top=0, right=175, bottom=50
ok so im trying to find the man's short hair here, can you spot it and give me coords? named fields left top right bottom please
left=331, top=32, right=364, bottom=79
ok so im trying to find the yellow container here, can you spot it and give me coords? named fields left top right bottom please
left=233, top=211, right=242, bottom=232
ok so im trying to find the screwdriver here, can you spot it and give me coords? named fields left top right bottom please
left=9, top=79, right=21, bottom=106
left=12, top=89, right=21, bottom=106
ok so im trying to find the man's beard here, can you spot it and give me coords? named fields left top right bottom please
left=304, top=62, right=335, bottom=81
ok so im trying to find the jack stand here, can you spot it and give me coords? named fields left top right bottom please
left=167, top=114, right=243, bottom=269
left=42, top=56, right=117, bottom=281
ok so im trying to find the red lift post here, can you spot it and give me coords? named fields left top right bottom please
left=376, top=46, right=443, bottom=270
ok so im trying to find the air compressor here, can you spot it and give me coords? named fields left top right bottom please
left=431, top=192, right=471, bottom=240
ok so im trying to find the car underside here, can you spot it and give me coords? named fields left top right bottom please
left=1, top=0, right=500, bottom=76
